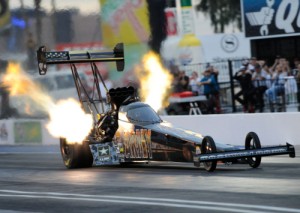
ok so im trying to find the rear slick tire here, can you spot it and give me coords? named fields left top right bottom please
left=201, top=136, right=217, bottom=172
left=245, top=132, right=261, bottom=168
left=60, top=138, right=93, bottom=169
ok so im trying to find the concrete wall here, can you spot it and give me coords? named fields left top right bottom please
left=0, top=112, right=299, bottom=146
left=0, top=119, right=58, bottom=145
left=161, top=113, right=300, bottom=146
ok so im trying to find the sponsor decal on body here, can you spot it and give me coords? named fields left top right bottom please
left=114, top=129, right=152, bottom=159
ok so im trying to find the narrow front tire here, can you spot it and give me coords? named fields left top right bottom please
left=201, top=136, right=217, bottom=172
left=245, top=132, right=261, bottom=168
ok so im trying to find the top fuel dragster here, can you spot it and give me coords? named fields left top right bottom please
left=36, top=43, right=295, bottom=172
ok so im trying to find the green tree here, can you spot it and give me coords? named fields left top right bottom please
left=196, top=0, right=242, bottom=33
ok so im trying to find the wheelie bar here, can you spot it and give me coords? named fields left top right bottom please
left=194, top=143, right=295, bottom=163
left=37, top=43, right=124, bottom=75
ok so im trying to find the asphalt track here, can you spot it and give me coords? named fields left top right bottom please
left=0, top=145, right=299, bottom=213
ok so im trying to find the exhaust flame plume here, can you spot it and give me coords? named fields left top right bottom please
left=46, top=99, right=93, bottom=143
left=136, top=51, right=173, bottom=112
left=2, top=63, right=53, bottom=110
left=2, top=62, right=93, bottom=144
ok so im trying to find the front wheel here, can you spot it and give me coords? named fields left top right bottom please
left=60, top=138, right=93, bottom=169
left=245, top=132, right=261, bottom=168
left=201, top=136, right=217, bottom=172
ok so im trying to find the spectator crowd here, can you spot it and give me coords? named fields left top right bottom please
left=169, top=56, right=300, bottom=114
left=170, top=63, right=221, bottom=114
left=234, top=57, right=299, bottom=113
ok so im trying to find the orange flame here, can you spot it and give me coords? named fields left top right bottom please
left=2, top=63, right=53, bottom=110
left=136, top=51, right=173, bottom=112
left=2, top=62, right=93, bottom=144
left=46, top=98, right=93, bottom=143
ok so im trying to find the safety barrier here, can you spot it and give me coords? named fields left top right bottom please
left=1, top=112, right=299, bottom=146
left=161, top=113, right=300, bottom=146
left=0, top=119, right=57, bottom=145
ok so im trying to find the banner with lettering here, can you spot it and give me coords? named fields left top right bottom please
left=242, top=0, right=300, bottom=38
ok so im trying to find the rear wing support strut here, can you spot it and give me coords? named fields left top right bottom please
left=90, top=62, right=105, bottom=112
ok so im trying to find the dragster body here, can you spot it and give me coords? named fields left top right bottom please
left=36, top=43, right=296, bottom=172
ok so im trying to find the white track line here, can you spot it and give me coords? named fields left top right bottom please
left=0, top=190, right=299, bottom=213
left=0, top=194, right=271, bottom=213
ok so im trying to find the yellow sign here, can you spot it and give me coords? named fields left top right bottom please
left=0, top=0, right=10, bottom=29
left=100, top=0, right=150, bottom=47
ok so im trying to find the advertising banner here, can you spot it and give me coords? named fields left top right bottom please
left=162, top=33, right=250, bottom=64
left=14, top=121, right=42, bottom=144
left=100, top=0, right=150, bottom=47
left=242, top=0, right=300, bottom=38
left=165, top=7, right=178, bottom=37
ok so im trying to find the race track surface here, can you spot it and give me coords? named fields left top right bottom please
left=0, top=145, right=299, bottom=213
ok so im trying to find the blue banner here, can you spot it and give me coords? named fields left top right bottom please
left=242, top=0, right=300, bottom=38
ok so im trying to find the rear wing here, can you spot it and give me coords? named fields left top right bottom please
left=36, top=43, right=124, bottom=75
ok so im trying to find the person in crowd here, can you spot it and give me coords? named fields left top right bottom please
left=281, top=58, right=292, bottom=76
left=189, top=71, right=201, bottom=95
left=261, top=63, right=273, bottom=89
left=198, top=69, right=220, bottom=113
left=252, top=63, right=268, bottom=112
left=265, top=63, right=287, bottom=112
left=242, top=59, right=249, bottom=69
left=291, top=58, right=300, bottom=76
left=270, top=56, right=280, bottom=72
left=173, top=70, right=190, bottom=93
left=271, top=56, right=290, bottom=75
left=296, top=63, right=300, bottom=111
left=205, top=64, right=221, bottom=113
left=293, top=58, right=300, bottom=70
left=179, top=70, right=190, bottom=90
left=282, top=59, right=298, bottom=103
left=290, top=59, right=300, bottom=109
left=247, top=57, right=257, bottom=72
left=171, top=70, right=180, bottom=93
left=234, top=66, right=256, bottom=113
left=206, top=64, right=219, bottom=84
